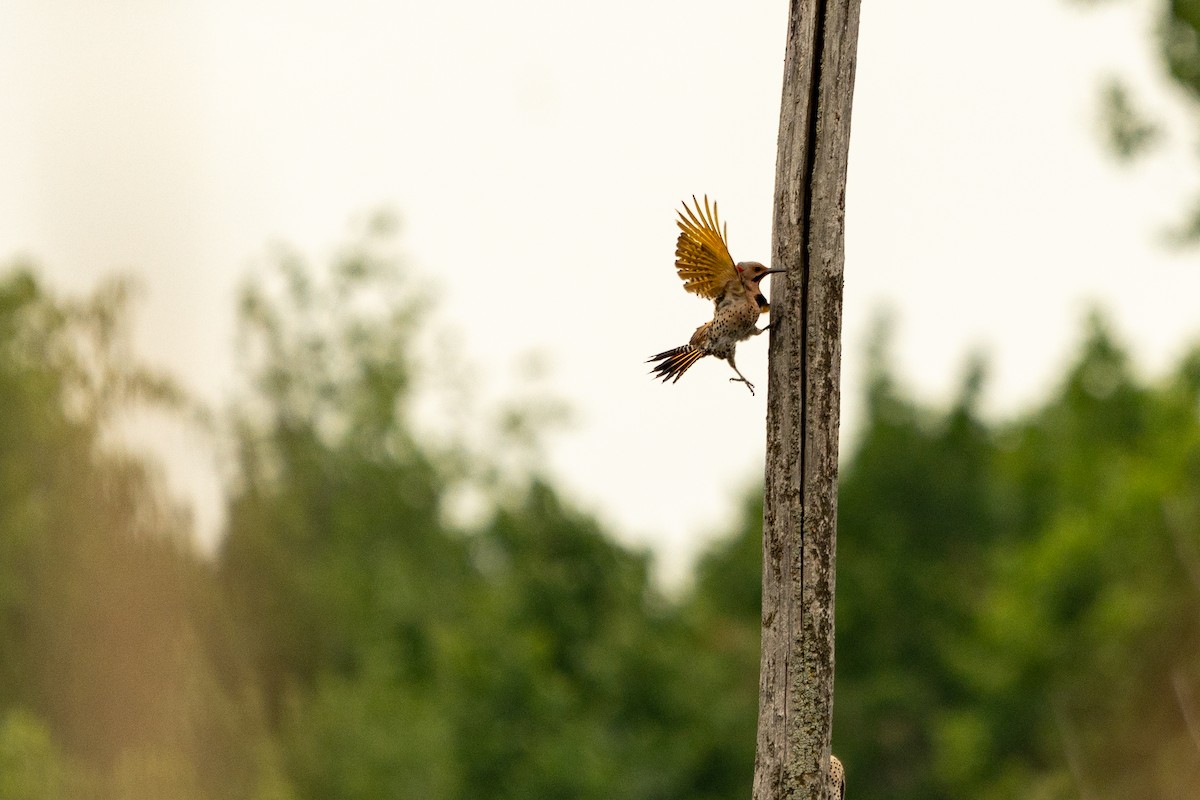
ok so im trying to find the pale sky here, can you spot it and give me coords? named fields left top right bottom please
left=2, top=0, right=1195, bottom=582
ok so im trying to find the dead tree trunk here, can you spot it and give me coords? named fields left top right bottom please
left=754, top=0, right=861, bottom=798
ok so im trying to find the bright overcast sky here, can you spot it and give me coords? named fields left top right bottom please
left=2, top=0, right=1195, bottom=582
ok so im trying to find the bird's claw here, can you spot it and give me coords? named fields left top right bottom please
left=730, top=377, right=756, bottom=396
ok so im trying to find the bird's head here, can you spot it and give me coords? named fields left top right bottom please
left=735, top=261, right=784, bottom=286
left=736, top=262, right=784, bottom=312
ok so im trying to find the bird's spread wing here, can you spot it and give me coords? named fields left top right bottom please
left=674, top=195, right=737, bottom=299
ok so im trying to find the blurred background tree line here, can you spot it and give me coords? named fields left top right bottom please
left=5, top=215, right=1200, bottom=800
left=5, top=4, right=1200, bottom=800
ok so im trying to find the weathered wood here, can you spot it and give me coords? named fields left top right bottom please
left=753, top=0, right=861, bottom=798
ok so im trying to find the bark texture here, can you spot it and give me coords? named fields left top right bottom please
left=753, top=0, right=861, bottom=798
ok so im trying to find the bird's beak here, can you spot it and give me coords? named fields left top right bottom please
left=765, top=267, right=786, bottom=275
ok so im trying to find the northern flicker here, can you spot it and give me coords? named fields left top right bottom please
left=830, top=754, right=845, bottom=799
left=647, top=195, right=783, bottom=395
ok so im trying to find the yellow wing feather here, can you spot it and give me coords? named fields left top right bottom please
left=674, top=195, right=737, bottom=299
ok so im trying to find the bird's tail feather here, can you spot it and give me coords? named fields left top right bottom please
left=647, top=345, right=704, bottom=384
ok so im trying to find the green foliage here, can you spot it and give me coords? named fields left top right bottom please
left=217, top=219, right=752, bottom=800
left=1098, top=78, right=1161, bottom=163
left=6, top=228, right=1200, bottom=800
left=1162, top=0, right=1200, bottom=101
left=0, top=709, right=73, bottom=800
left=1082, top=0, right=1200, bottom=240
left=0, top=267, right=287, bottom=800
left=697, top=312, right=1200, bottom=799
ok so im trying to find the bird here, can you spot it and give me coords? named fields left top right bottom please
left=830, top=754, right=845, bottom=799
left=647, top=195, right=784, bottom=396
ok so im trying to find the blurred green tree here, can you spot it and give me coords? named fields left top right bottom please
left=8, top=214, right=1200, bottom=800
left=0, top=266, right=290, bottom=800
left=1081, top=0, right=1200, bottom=240
left=696, top=312, right=1200, bottom=799
left=940, top=316, right=1200, bottom=800
left=0, top=709, right=72, bottom=800
left=218, top=216, right=750, bottom=800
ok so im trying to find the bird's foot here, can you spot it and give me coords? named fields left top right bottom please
left=730, top=376, right=756, bottom=396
